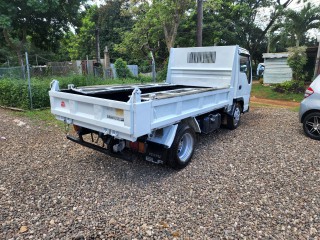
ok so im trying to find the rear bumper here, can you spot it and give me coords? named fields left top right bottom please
left=67, top=135, right=133, bottom=162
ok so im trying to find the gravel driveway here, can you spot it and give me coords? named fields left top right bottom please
left=0, top=106, right=319, bottom=239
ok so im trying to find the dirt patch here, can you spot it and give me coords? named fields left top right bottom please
left=250, top=95, right=300, bottom=108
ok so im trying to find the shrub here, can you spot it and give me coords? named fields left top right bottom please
left=0, top=76, right=106, bottom=110
left=114, top=58, right=134, bottom=79
left=287, top=46, right=307, bottom=82
left=273, top=80, right=305, bottom=94
left=137, top=74, right=153, bottom=83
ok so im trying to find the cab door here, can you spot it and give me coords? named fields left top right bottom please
left=236, top=54, right=252, bottom=112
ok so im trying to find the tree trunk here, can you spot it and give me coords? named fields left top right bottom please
left=196, top=0, right=203, bottom=47
left=163, top=17, right=180, bottom=52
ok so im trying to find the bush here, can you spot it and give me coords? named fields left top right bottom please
left=137, top=74, right=153, bottom=83
left=273, top=80, right=305, bottom=94
left=287, top=46, right=307, bottom=82
left=114, top=58, right=134, bottom=79
left=0, top=73, right=157, bottom=110
left=0, top=76, right=105, bottom=110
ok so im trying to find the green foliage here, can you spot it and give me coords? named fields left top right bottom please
left=0, top=0, right=83, bottom=62
left=114, top=58, right=134, bottom=78
left=270, top=3, right=320, bottom=51
left=0, top=76, right=105, bottom=110
left=98, top=0, right=134, bottom=61
left=0, top=73, right=157, bottom=110
left=287, top=46, right=307, bottom=81
left=60, top=6, right=98, bottom=60
left=156, top=60, right=168, bottom=82
left=114, top=2, right=165, bottom=64
left=273, top=80, right=305, bottom=94
left=201, top=0, right=291, bottom=62
left=115, top=0, right=192, bottom=65
left=137, top=74, right=153, bottom=84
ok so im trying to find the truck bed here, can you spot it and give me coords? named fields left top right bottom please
left=62, top=83, right=220, bottom=102
left=50, top=82, right=232, bottom=141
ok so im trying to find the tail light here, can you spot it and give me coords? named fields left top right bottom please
left=128, top=141, right=145, bottom=153
left=304, top=87, right=314, bottom=98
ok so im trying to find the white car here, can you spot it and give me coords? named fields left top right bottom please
left=299, top=75, right=320, bottom=140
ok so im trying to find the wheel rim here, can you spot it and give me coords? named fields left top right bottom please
left=177, top=132, right=194, bottom=162
left=305, top=115, right=320, bottom=137
left=233, top=107, right=241, bottom=126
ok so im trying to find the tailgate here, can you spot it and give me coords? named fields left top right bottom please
left=49, top=90, right=134, bottom=140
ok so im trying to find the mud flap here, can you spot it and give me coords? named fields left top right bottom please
left=145, top=141, right=168, bottom=164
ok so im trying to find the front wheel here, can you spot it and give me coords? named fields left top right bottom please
left=303, top=112, right=320, bottom=140
left=227, top=103, right=241, bottom=130
left=167, top=123, right=196, bottom=169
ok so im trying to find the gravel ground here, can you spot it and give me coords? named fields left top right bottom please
left=0, top=106, right=319, bottom=239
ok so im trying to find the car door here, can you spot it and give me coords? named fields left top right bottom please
left=236, top=53, right=252, bottom=112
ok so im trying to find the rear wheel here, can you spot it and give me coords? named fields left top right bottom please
left=227, top=103, right=241, bottom=130
left=167, top=123, right=196, bottom=169
left=303, top=112, right=320, bottom=140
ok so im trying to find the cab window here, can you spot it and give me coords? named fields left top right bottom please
left=240, top=54, right=251, bottom=84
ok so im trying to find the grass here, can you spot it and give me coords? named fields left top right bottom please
left=11, top=108, right=64, bottom=129
left=251, top=82, right=304, bottom=102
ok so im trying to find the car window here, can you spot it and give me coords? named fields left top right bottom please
left=240, top=54, right=251, bottom=84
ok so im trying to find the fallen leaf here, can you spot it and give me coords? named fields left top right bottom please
left=19, top=226, right=28, bottom=233
left=172, top=231, right=180, bottom=237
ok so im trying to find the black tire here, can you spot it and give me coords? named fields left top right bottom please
left=227, top=103, right=242, bottom=130
left=167, top=123, right=196, bottom=170
left=303, top=112, right=320, bottom=140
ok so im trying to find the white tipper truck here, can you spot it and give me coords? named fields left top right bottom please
left=49, top=45, right=252, bottom=169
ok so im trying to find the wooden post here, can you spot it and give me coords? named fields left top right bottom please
left=314, top=35, right=320, bottom=78
left=95, top=28, right=100, bottom=63
left=196, top=0, right=203, bottom=47
left=25, top=52, right=33, bottom=109
left=104, top=46, right=111, bottom=78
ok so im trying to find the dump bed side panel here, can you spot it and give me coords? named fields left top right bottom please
left=150, top=88, right=231, bottom=129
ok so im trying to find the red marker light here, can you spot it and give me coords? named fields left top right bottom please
left=61, top=101, right=66, bottom=107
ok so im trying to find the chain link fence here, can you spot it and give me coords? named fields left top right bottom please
left=0, top=54, right=160, bottom=110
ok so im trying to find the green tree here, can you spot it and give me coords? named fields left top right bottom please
left=0, top=0, right=84, bottom=64
left=282, top=3, right=320, bottom=47
left=64, top=5, right=98, bottom=60
left=98, top=0, right=134, bottom=61
left=202, top=0, right=296, bottom=62
left=152, top=0, right=193, bottom=51
left=115, top=0, right=192, bottom=66
left=114, top=1, right=166, bottom=64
